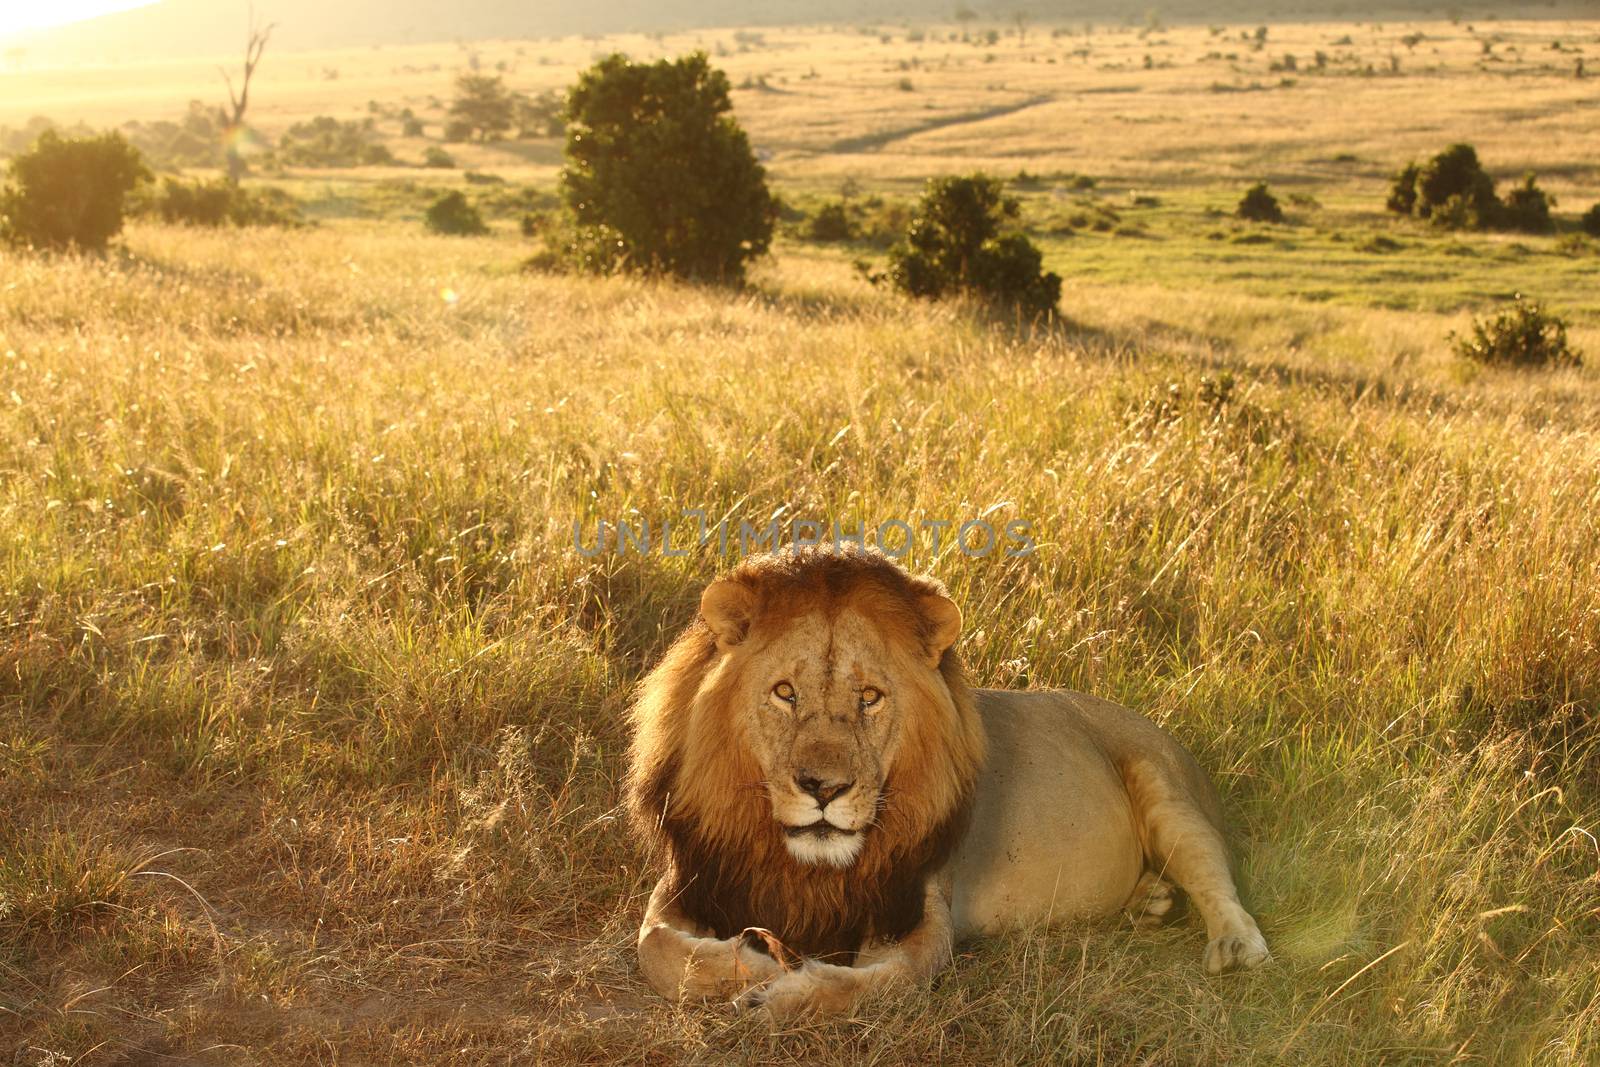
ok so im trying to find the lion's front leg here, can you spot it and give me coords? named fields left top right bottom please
left=732, top=876, right=955, bottom=1019
left=637, top=877, right=787, bottom=1001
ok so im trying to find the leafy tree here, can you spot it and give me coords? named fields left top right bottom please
left=558, top=52, right=775, bottom=281
left=883, top=173, right=1061, bottom=317
left=1236, top=181, right=1284, bottom=223
left=449, top=73, right=516, bottom=143
left=514, top=90, right=565, bottom=138
left=0, top=129, right=149, bottom=252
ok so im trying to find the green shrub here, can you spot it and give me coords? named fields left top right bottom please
left=137, top=177, right=302, bottom=228
left=423, top=146, right=455, bottom=169
left=883, top=173, right=1061, bottom=317
left=424, top=190, right=488, bottom=236
left=1235, top=181, right=1284, bottom=223
left=558, top=52, right=776, bottom=281
left=0, top=129, right=149, bottom=252
left=1452, top=295, right=1582, bottom=369
left=1498, top=173, right=1554, bottom=233
left=1582, top=203, right=1600, bottom=237
left=806, top=201, right=855, bottom=242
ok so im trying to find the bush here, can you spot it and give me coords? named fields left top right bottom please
left=883, top=173, right=1061, bottom=317
left=424, top=190, right=488, bottom=236
left=277, top=116, right=395, bottom=167
left=121, top=101, right=228, bottom=169
left=1388, top=144, right=1557, bottom=233
left=0, top=129, right=149, bottom=252
left=137, top=177, right=302, bottom=228
left=1420, top=143, right=1491, bottom=222
left=1583, top=203, right=1600, bottom=237
left=1235, top=181, right=1284, bottom=223
left=806, top=201, right=855, bottom=242
left=1499, top=173, right=1554, bottom=233
left=1386, top=161, right=1420, bottom=215
left=1453, top=295, right=1582, bottom=369
left=558, top=52, right=776, bottom=281
left=423, top=146, right=455, bottom=169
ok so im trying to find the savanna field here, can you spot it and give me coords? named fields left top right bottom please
left=3, top=11, right=1600, bottom=1065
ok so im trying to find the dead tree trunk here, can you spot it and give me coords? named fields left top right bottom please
left=220, top=15, right=273, bottom=182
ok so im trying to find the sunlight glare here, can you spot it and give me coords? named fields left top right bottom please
left=0, top=0, right=160, bottom=40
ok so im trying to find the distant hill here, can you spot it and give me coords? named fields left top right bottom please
left=4, top=0, right=1551, bottom=64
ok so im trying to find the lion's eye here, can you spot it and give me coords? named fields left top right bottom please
left=772, top=681, right=796, bottom=704
left=860, top=687, right=883, bottom=709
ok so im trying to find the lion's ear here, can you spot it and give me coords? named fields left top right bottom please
left=919, top=592, right=962, bottom=666
left=700, top=579, right=757, bottom=647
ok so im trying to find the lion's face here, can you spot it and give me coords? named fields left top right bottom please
left=698, top=573, right=965, bottom=868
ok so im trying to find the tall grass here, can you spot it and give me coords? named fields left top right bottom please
left=1, top=223, right=1595, bottom=1063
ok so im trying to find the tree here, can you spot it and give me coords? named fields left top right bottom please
left=514, top=90, right=565, bottom=138
left=882, top=173, right=1061, bottom=317
left=558, top=52, right=776, bottom=281
left=0, top=130, right=150, bottom=252
left=449, top=73, right=516, bottom=142
left=218, top=13, right=273, bottom=182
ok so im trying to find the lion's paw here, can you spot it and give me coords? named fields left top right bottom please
left=1125, top=872, right=1184, bottom=929
left=1203, top=928, right=1270, bottom=975
left=730, top=963, right=859, bottom=1019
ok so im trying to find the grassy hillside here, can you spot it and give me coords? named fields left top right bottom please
left=2, top=14, right=1599, bottom=1067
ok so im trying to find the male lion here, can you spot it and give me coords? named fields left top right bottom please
left=626, top=546, right=1268, bottom=1017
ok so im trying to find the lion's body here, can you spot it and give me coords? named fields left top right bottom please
left=627, top=548, right=1268, bottom=1016
left=952, top=689, right=1219, bottom=936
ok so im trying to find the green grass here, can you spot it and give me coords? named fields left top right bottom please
left=1, top=217, right=1596, bottom=1063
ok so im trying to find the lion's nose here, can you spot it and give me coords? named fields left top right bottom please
left=795, top=774, right=854, bottom=807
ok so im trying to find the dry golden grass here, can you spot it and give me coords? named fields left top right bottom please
left=2, top=12, right=1599, bottom=1066
left=1, top=219, right=1596, bottom=1064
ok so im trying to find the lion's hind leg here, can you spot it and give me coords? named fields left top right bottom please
left=1120, top=758, right=1269, bottom=975
left=1123, top=869, right=1186, bottom=929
